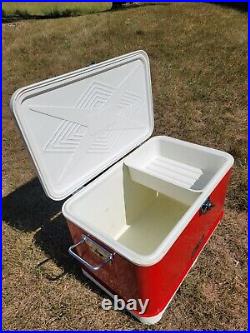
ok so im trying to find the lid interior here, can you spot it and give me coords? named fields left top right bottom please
left=10, top=50, right=154, bottom=200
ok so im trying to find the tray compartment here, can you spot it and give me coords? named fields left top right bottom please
left=125, top=136, right=230, bottom=191
left=125, top=164, right=201, bottom=206
left=144, top=155, right=203, bottom=189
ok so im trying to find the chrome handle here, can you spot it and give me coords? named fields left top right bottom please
left=68, top=234, right=114, bottom=271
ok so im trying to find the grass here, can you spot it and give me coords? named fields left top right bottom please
left=2, top=2, right=247, bottom=330
left=2, top=2, right=110, bottom=18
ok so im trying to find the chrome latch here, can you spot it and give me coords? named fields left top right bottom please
left=200, top=197, right=213, bottom=215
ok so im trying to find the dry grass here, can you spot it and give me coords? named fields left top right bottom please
left=2, top=2, right=247, bottom=330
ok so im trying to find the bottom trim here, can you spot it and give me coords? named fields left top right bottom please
left=80, top=268, right=161, bottom=324
left=81, top=257, right=198, bottom=325
left=80, top=219, right=221, bottom=325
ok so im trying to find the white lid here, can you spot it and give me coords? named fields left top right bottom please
left=10, top=50, right=154, bottom=200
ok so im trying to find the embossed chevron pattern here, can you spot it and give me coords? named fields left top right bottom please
left=41, top=69, right=143, bottom=155
left=118, top=90, right=142, bottom=109
left=76, top=81, right=114, bottom=112
left=87, top=128, right=121, bottom=153
left=44, top=120, right=85, bottom=153
left=117, top=89, right=143, bottom=124
left=42, top=82, right=114, bottom=154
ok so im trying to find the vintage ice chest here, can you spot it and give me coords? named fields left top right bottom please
left=10, top=50, right=234, bottom=324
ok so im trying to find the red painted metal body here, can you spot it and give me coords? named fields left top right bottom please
left=67, top=169, right=232, bottom=319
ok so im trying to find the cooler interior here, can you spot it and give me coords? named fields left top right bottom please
left=64, top=165, right=199, bottom=255
left=63, top=136, right=232, bottom=257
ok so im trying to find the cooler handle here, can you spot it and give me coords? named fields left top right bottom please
left=68, top=234, right=114, bottom=271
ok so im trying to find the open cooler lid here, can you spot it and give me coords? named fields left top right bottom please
left=10, top=50, right=154, bottom=200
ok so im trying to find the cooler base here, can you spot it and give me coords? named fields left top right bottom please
left=79, top=219, right=221, bottom=325
left=80, top=268, right=165, bottom=324
left=80, top=255, right=199, bottom=325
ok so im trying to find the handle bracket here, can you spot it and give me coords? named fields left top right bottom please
left=69, top=234, right=114, bottom=271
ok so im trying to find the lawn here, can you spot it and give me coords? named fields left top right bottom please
left=2, top=2, right=110, bottom=17
left=2, top=2, right=247, bottom=330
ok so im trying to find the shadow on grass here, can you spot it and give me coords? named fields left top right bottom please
left=2, top=177, right=108, bottom=299
left=215, top=2, right=248, bottom=12
left=2, top=6, right=106, bottom=23
left=2, top=14, right=81, bottom=24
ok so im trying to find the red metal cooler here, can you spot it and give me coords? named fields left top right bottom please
left=10, top=51, right=234, bottom=324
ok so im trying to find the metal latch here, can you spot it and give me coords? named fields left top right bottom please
left=200, top=197, right=213, bottom=215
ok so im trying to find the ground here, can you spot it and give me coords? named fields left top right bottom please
left=2, top=3, right=247, bottom=330
left=2, top=2, right=110, bottom=17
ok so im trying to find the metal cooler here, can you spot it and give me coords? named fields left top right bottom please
left=10, top=50, right=234, bottom=324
